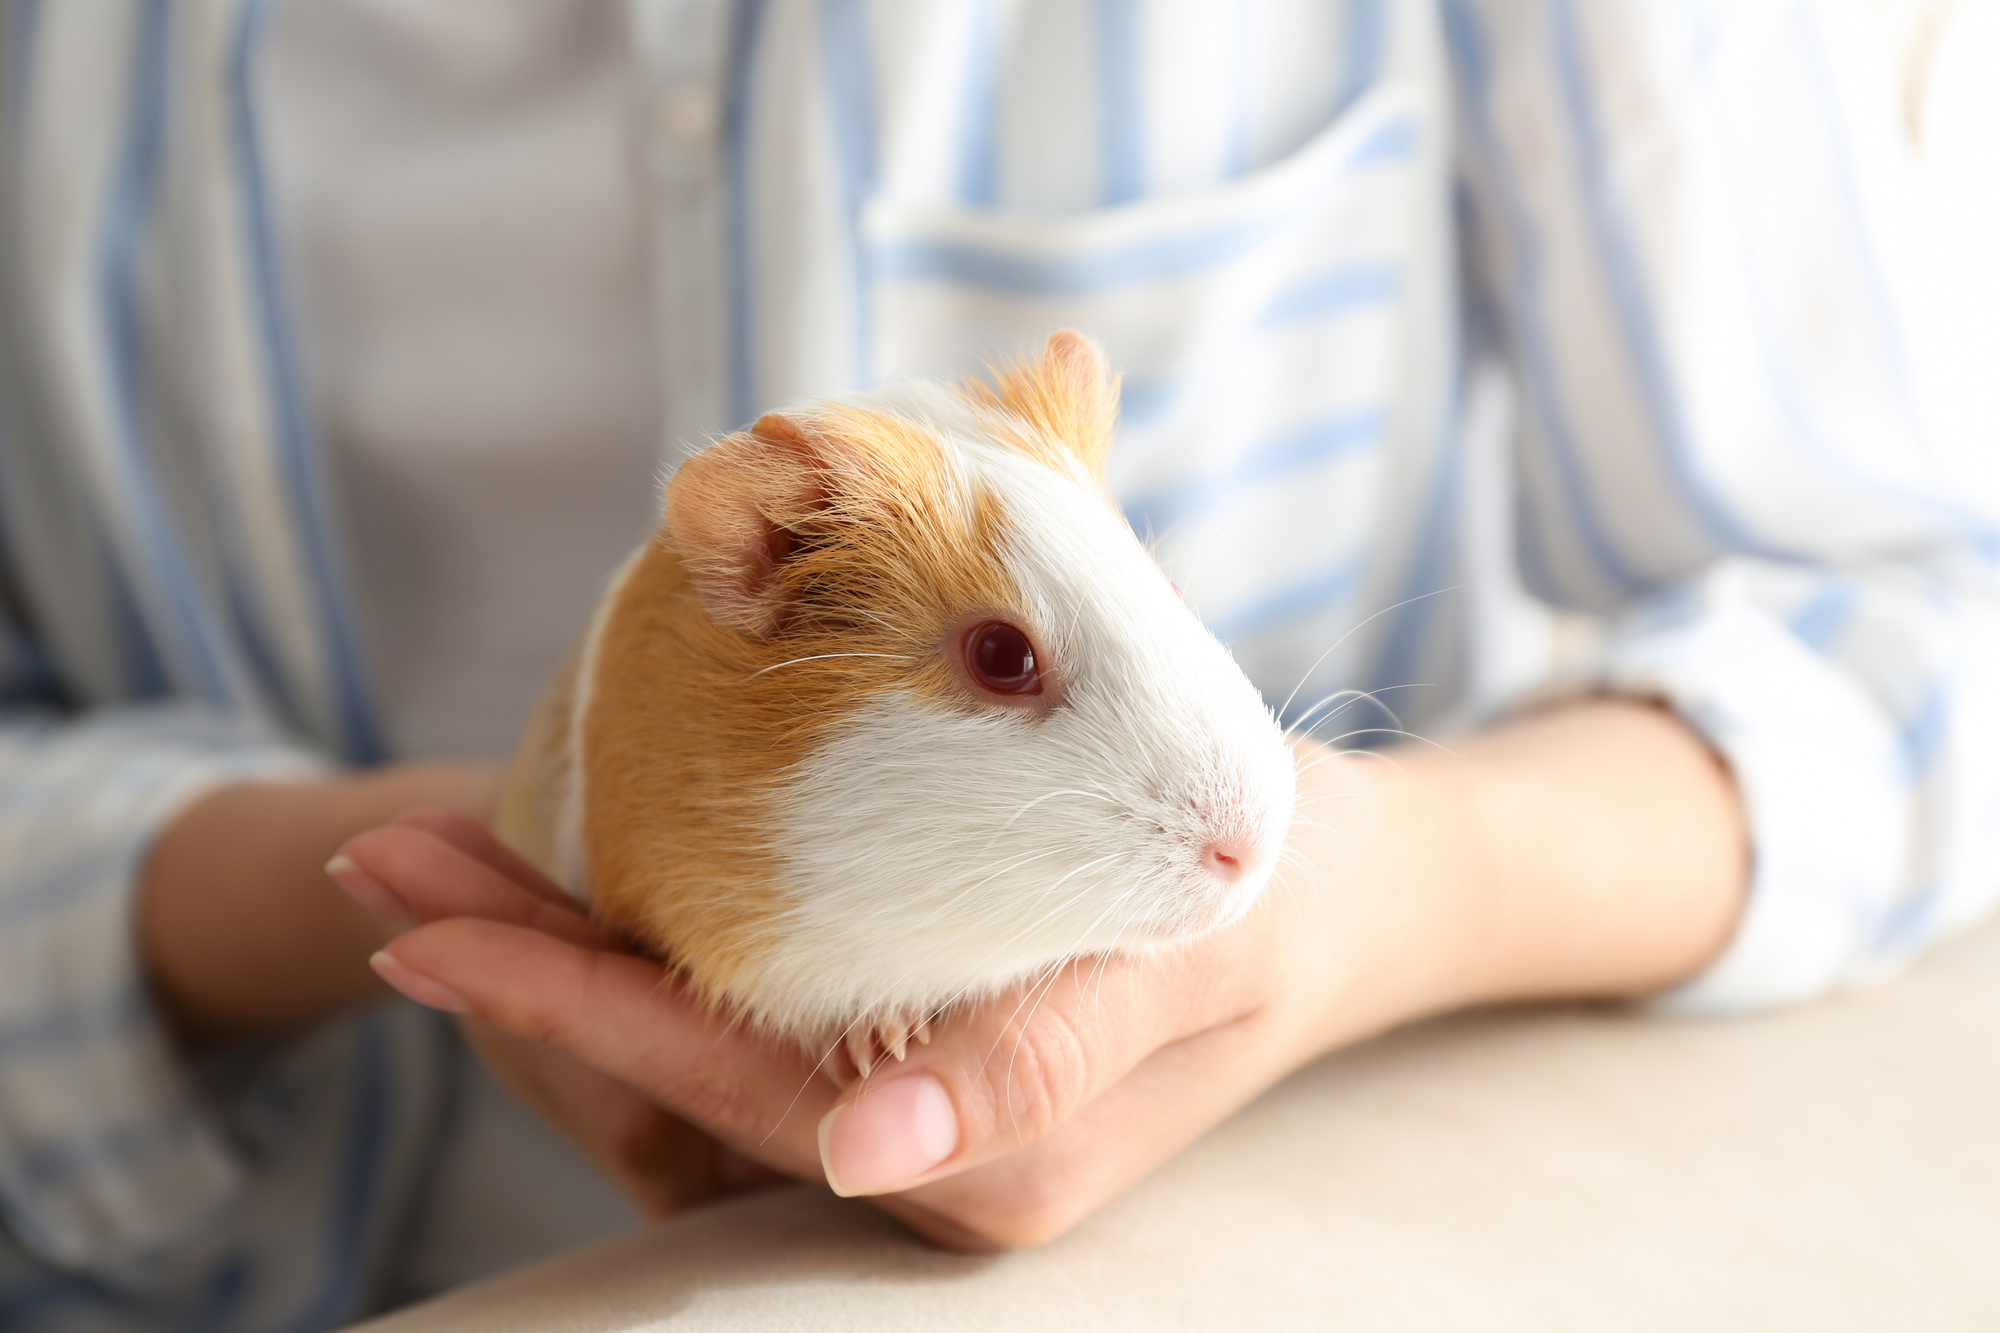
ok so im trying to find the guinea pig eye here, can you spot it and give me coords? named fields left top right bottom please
left=967, top=622, right=1041, bottom=695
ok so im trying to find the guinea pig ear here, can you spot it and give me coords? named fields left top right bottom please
left=984, top=329, right=1120, bottom=480
left=664, top=413, right=826, bottom=637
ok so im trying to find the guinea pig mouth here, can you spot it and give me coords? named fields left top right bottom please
left=1162, top=781, right=1294, bottom=935
left=1119, top=845, right=1278, bottom=943
left=1194, top=858, right=1276, bottom=928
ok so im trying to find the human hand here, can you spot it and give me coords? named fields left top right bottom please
left=329, top=810, right=786, bottom=1220
left=329, top=749, right=1462, bottom=1251
left=336, top=699, right=1747, bottom=1251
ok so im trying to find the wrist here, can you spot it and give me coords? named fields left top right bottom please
left=1281, top=698, right=1749, bottom=1062
left=1272, top=741, right=1490, bottom=1062
left=1449, top=698, right=1747, bottom=1002
left=138, top=762, right=505, bottom=1045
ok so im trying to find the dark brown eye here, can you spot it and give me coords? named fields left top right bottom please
left=967, top=622, right=1040, bottom=694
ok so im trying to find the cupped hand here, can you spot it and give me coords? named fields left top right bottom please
left=328, top=810, right=786, bottom=1220
left=328, top=746, right=1472, bottom=1251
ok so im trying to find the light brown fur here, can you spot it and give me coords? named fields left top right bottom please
left=963, top=328, right=1120, bottom=489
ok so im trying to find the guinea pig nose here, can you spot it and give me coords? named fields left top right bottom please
left=1199, top=842, right=1247, bottom=885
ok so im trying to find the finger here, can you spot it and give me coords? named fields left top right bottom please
left=815, top=921, right=1271, bottom=1200
left=377, top=919, right=835, bottom=1176
left=458, top=1015, right=763, bottom=1220
left=875, top=998, right=1294, bottom=1252
left=388, top=806, right=577, bottom=909
left=332, top=826, right=610, bottom=949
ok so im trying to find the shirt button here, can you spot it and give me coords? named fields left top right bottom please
left=657, top=84, right=720, bottom=147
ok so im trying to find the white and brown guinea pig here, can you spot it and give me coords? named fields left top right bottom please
left=495, top=330, right=1297, bottom=1072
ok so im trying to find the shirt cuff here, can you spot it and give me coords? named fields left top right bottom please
left=0, top=704, right=325, bottom=1286
left=1600, top=595, right=1912, bottom=1014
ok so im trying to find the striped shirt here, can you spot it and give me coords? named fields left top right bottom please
left=2, top=1, right=1997, bottom=1327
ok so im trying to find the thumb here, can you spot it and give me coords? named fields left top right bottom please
left=815, top=947, right=1247, bottom=1198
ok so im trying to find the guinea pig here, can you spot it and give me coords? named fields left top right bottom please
left=495, top=330, right=1296, bottom=1075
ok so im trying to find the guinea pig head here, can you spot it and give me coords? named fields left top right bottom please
left=574, top=331, right=1297, bottom=1044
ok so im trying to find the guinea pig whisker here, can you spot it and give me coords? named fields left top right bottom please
left=891, top=879, right=1138, bottom=1082
left=1287, top=779, right=1408, bottom=804
left=744, top=651, right=913, bottom=680
left=1078, top=904, right=1148, bottom=1028
left=1288, top=698, right=1382, bottom=748
left=977, top=851, right=1119, bottom=923
left=942, top=847, right=1069, bottom=904
left=1273, top=586, right=1461, bottom=724
left=977, top=956, right=1073, bottom=1071
left=1132, top=509, right=1187, bottom=561
left=1283, top=686, right=1379, bottom=736
left=765, top=1029, right=858, bottom=1148
left=1284, top=682, right=1431, bottom=743
left=1283, top=802, right=1370, bottom=832
left=949, top=861, right=1135, bottom=1019
left=1318, top=726, right=1463, bottom=758
left=834, top=849, right=1102, bottom=1056
left=1285, top=817, right=1344, bottom=832
left=1285, top=753, right=1339, bottom=780
left=843, top=606, right=927, bottom=643
left=1284, top=818, right=1357, bottom=850
left=1050, top=590, right=1087, bottom=652
left=987, top=788, right=1120, bottom=847
left=992, top=879, right=1151, bottom=1127
left=1290, top=740, right=1400, bottom=774
left=1266, top=861, right=1306, bottom=918
left=991, top=853, right=1127, bottom=943
left=1078, top=944, right=1118, bottom=1025
left=997, top=964, right=1078, bottom=1136
left=783, top=795, right=1157, bottom=1086
left=1290, top=686, right=1425, bottom=745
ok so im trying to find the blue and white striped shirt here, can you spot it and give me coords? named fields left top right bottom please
left=3, top=1, right=1996, bottom=1327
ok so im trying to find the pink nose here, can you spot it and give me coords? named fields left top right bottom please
left=1200, top=842, right=1247, bottom=885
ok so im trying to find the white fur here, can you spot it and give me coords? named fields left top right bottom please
left=730, top=381, right=1298, bottom=1038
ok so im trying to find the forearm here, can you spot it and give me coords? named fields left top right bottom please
left=1297, top=696, right=1750, bottom=1050
left=137, top=763, right=503, bottom=1046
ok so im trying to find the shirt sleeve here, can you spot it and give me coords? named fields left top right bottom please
left=1443, top=0, right=2000, bottom=1010
left=0, top=5, right=463, bottom=1319
left=0, top=695, right=326, bottom=1289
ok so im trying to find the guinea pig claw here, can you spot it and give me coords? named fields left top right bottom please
left=915, top=1021, right=932, bottom=1046
left=844, top=1028, right=875, bottom=1081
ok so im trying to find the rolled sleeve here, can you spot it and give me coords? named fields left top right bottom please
left=0, top=703, right=324, bottom=1288
left=1450, top=0, right=2000, bottom=1008
left=1601, top=568, right=1912, bottom=1012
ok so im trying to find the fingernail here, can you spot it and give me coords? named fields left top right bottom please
left=817, top=1073, right=958, bottom=1197
left=327, top=854, right=416, bottom=926
left=369, top=951, right=468, bottom=1014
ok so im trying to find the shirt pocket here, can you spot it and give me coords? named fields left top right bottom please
left=862, top=80, right=1451, bottom=701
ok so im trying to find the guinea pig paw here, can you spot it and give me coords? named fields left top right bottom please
left=843, top=1026, right=878, bottom=1081
left=838, top=1017, right=928, bottom=1082
left=836, top=1016, right=935, bottom=1083
left=884, top=1013, right=935, bottom=1061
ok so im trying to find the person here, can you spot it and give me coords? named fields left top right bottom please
left=2, top=0, right=1994, bottom=1327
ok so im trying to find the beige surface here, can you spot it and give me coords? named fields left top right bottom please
left=352, top=919, right=2000, bottom=1331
